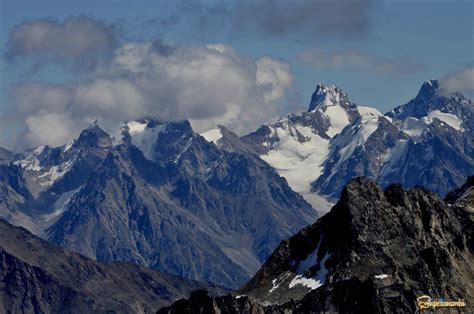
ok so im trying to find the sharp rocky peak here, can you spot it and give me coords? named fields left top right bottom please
left=414, top=79, right=440, bottom=103
left=315, top=83, right=340, bottom=94
left=0, top=147, right=14, bottom=162
left=75, top=123, right=113, bottom=148
left=414, top=78, right=469, bottom=104
left=308, top=83, right=350, bottom=112
left=387, top=79, right=472, bottom=122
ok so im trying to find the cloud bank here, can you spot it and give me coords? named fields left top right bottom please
left=439, top=65, right=474, bottom=95
left=9, top=40, right=294, bottom=148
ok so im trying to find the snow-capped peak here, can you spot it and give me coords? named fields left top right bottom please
left=306, top=83, right=360, bottom=137
left=75, top=123, right=113, bottom=148
left=386, top=79, right=471, bottom=126
left=308, top=83, right=347, bottom=112
left=315, top=83, right=339, bottom=95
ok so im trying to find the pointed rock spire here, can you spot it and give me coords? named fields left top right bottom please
left=76, top=123, right=113, bottom=148
left=415, top=79, right=440, bottom=103
left=308, top=83, right=348, bottom=112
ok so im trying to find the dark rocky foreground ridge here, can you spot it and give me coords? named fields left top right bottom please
left=0, top=219, right=224, bottom=313
left=159, top=176, right=474, bottom=313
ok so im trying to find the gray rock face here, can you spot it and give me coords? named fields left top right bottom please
left=160, top=177, right=473, bottom=313
left=446, top=176, right=474, bottom=252
left=2, top=120, right=316, bottom=289
left=0, top=219, right=221, bottom=314
left=0, top=164, right=33, bottom=227
left=0, top=147, right=13, bottom=163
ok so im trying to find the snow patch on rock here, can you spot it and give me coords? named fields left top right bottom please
left=289, top=275, right=324, bottom=290
left=200, top=128, right=223, bottom=145
left=14, top=146, right=46, bottom=172
left=127, top=121, right=166, bottom=161
left=321, top=105, right=350, bottom=137
left=296, top=236, right=323, bottom=274
left=358, top=106, right=382, bottom=116
left=288, top=236, right=330, bottom=291
left=427, top=110, right=463, bottom=131
left=401, top=110, right=463, bottom=138
left=38, top=159, right=75, bottom=186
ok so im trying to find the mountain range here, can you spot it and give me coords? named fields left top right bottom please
left=0, top=120, right=315, bottom=289
left=0, top=79, right=472, bottom=293
left=243, top=80, right=473, bottom=211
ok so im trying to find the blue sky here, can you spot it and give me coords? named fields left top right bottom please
left=0, top=0, right=473, bottom=149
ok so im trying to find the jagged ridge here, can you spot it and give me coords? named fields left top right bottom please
left=160, top=177, right=474, bottom=313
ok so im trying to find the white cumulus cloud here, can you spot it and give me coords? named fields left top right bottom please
left=10, top=42, right=294, bottom=148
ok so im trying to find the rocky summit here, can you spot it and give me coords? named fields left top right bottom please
left=159, top=176, right=474, bottom=313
